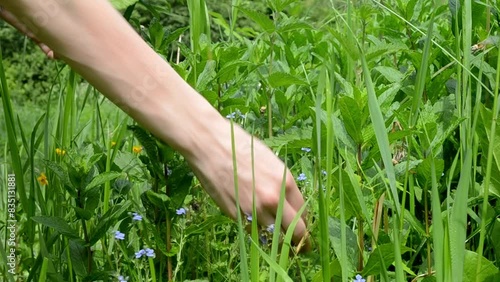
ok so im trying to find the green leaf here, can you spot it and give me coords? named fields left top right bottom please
left=88, top=202, right=131, bottom=246
left=109, top=0, right=137, bottom=10
left=374, top=66, right=404, bottom=83
left=167, top=164, right=193, bottom=209
left=74, top=207, right=92, bottom=221
left=68, top=239, right=89, bottom=277
left=196, top=60, right=217, bottom=91
left=339, top=96, right=364, bottom=144
left=85, top=171, right=123, bottom=192
left=184, top=215, right=232, bottom=237
left=462, top=250, right=499, bottom=282
left=264, top=127, right=313, bottom=151
left=31, top=216, right=79, bottom=238
left=128, top=125, right=163, bottom=179
left=43, top=160, right=71, bottom=187
left=239, top=8, right=275, bottom=33
left=268, top=72, right=307, bottom=88
left=331, top=171, right=362, bottom=219
left=328, top=217, right=358, bottom=275
left=146, top=190, right=170, bottom=210
left=362, top=244, right=412, bottom=276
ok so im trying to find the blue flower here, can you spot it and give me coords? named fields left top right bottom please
left=246, top=214, right=252, bottom=222
left=301, top=147, right=311, bottom=152
left=259, top=234, right=268, bottom=245
left=117, top=275, right=128, bottom=282
left=266, top=224, right=275, bottom=233
left=353, top=274, right=366, bottom=282
left=297, top=173, right=307, bottom=181
left=145, top=248, right=155, bottom=258
left=176, top=208, right=186, bottom=215
left=114, top=231, right=125, bottom=240
left=322, top=170, right=327, bottom=175
left=132, top=212, right=142, bottom=221
left=135, top=249, right=146, bottom=259
left=226, top=109, right=245, bottom=119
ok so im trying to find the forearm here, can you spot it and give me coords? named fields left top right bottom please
left=1, top=0, right=225, bottom=159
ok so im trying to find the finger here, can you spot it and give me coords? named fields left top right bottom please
left=281, top=201, right=311, bottom=252
left=284, top=171, right=308, bottom=219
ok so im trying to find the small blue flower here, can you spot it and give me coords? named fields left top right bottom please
left=259, top=234, right=269, bottom=245
left=145, top=248, right=155, bottom=258
left=353, top=274, right=366, bottom=282
left=246, top=214, right=252, bottom=222
left=118, top=275, right=128, bottom=282
left=176, top=208, right=186, bottom=215
left=266, top=224, right=275, bottom=233
left=297, top=173, right=307, bottom=181
left=132, top=212, right=142, bottom=221
left=226, top=109, right=245, bottom=119
left=135, top=249, right=146, bottom=259
left=114, top=231, right=125, bottom=240
left=301, top=147, right=311, bottom=152
left=322, top=169, right=327, bottom=176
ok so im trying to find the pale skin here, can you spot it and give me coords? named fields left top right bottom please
left=0, top=0, right=310, bottom=250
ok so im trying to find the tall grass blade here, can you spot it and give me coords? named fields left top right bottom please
left=278, top=199, right=310, bottom=272
left=250, top=239, right=293, bottom=282
left=314, top=66, right=331, bottom=282
left=250, top=135, right=260, bottom=282
left=475, top=41, right=500, bottom=281
left=0, top=43, right=30, bottom=228
left=449, top=151, right=472, bottom=282
left=229, top=121, right=249, bottom=281
left=269, top=148, right=289, bottom=282
left=360, top=54, right=404, bottom=281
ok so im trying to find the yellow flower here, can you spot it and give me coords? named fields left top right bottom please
left=133, top=146, right=143, bottom=154
left=37, top=173, right=48, bottom=186
left=111, top=141, right=117, bottom=147
left=55, top=148, right=66, bottom=156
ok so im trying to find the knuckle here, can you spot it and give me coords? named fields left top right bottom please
left=261, top=193, right=279, bottom=209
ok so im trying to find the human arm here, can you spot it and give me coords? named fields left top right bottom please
left=0, top=0, right=310, bottom=249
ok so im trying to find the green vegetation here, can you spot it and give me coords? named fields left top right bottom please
left=1, top=0, right=500, bottom=281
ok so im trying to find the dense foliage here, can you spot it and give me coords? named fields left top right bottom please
left=1, top=0, right=500, bottom=281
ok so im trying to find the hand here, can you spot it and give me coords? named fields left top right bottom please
left=186, top=117, right=311, bottom=251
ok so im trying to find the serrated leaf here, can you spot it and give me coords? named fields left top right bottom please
left=339, top=96, right=364, bottom=144
left=328, top=217, right=359, bottom=274
left=88, top=202, right=131, bottom=246
left=68, top=238, right=89, bottom=277
left=85, top=171, right=123, bottom=192
left=239, top=8, right=275, bottom=33
left=128, top=125, right=163, bottom=179
left=196, top=60, right=217, bottom=91
left=109, top=0, right=137, bottom=10
left=264, top=127, right=312, bottom=150
left=374, top=66, right=404, bottom=83
left=268, top=72, right=307, bottom=88
left=362, top=244, right=412, bottom=276
left=43, top=160, right=71, bottom=186
left=146, top=190, right=170, bottom=210
left=31, top=216, right=79, bottom=238
left=74, top=207, right=92, bottom=221
left=278, top=21, right=312, bottom=33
